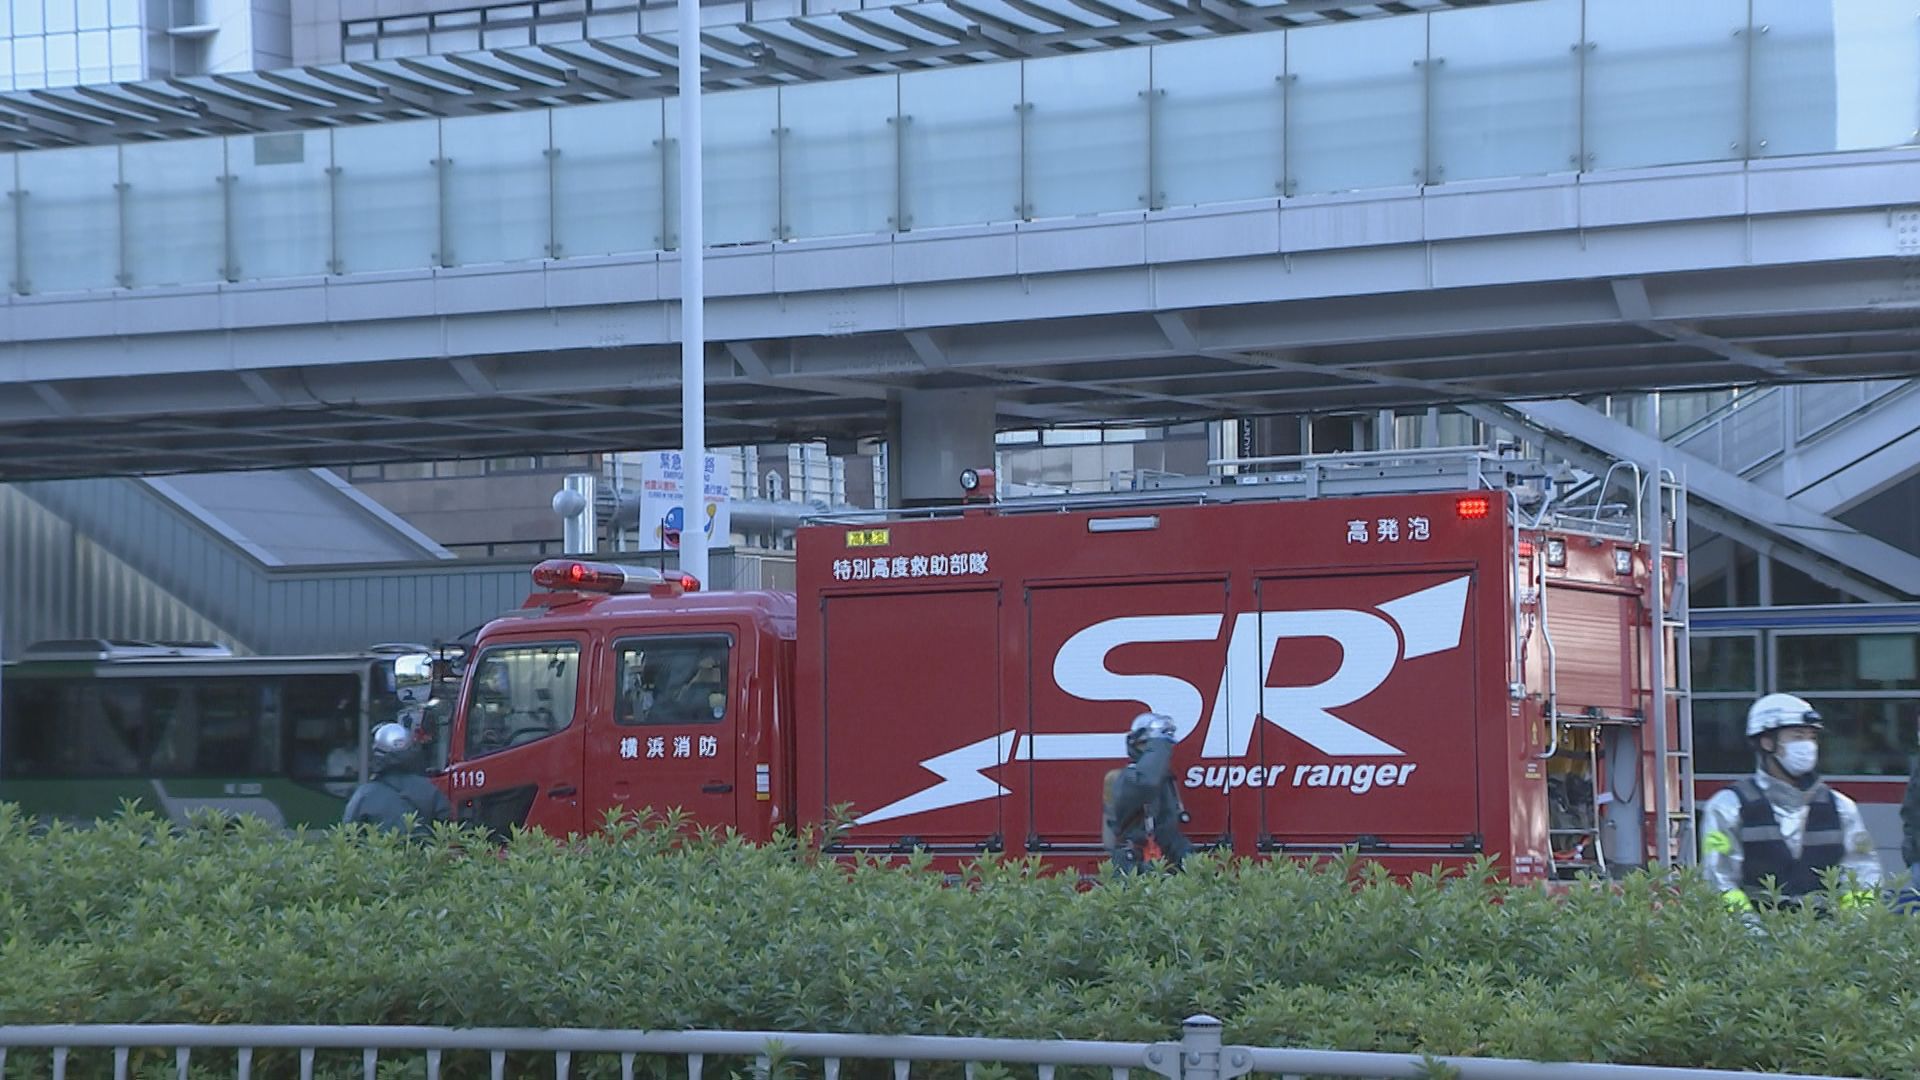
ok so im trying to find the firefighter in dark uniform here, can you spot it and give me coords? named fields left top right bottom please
left=1896, top=708, right=1920, bottom=913
left=1699, top=693, right=1881, bottom=912
left=343, top=722, right=453, bottom=838
left=1102, top=712, right=1193, bottom=875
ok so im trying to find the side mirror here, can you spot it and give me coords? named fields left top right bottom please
left=394, top=653, right=434, bottom=705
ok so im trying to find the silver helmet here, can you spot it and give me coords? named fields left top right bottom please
left=370, top=722, right=417, bottom=771
left=1125, top=712, right=1177, bottom=759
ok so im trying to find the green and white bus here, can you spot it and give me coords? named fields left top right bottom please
left=0, top=640, right=447, bottom=829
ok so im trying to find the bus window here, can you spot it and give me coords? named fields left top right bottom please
left=0, top=681, right=71, bottom=775
left=6, top=681, right=149, bottom=776
left=144, top=685, right=193, bottom=773
left=284, top=674, right=364, bottom=781
left=188, top=681, right=280, bottom=775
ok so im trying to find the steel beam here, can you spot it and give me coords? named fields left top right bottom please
left=1611, top=278, right=1800, bottom=379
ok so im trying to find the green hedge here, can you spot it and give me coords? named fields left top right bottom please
left=2, top=804, right=1918, bottom=1078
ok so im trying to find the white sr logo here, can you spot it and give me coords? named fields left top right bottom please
left=1046, top=574, right=1470, bottom=759
left=855, top=575, right=1469, bottom=825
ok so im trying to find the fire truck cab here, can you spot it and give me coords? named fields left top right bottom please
left=436, top=562, right=796, bottom=843
left=433, top=448, right=1693, bottom=883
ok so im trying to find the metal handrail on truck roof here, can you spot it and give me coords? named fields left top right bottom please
left=807, top=446, right=1643, bottom=543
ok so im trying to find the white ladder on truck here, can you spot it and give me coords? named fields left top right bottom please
left=1538, top=462, right=1696, bottom=877
left=1647, top=468, right=1697, bottom=870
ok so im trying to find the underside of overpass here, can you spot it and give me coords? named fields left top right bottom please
left=3, top=227, right=1918, bottom=480
left=3, top=0, right=1917, bottom=659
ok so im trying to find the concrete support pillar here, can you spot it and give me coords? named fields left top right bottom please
left=886, top=389, right=996, bottom=508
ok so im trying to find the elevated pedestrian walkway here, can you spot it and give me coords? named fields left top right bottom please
left=3, top=0, right=1919, bottom=476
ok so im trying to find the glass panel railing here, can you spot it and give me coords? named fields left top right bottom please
left=1751, top=0, right=1849, bottom=159
left=333, top=118, right=440, bottom=273
left=1023, top=48, right=1149, bottom=218
left=230, top=131, right=333, bottom=280
left=1666, top=379, right=1913, bottom=478
left=551, top=99, right=665, bottom=258
left=1767, top=0, right=1920, bottom=157
left=1660, top=389, right=1738, bottom=440
left=1796, top=379, right=1909, bottom=440
left=3, top=0, right=1919, bottom=295
left=1668, top=388, right=1774, bottom=473
left=898, top=63, right=1021, bottom=230
left=442, top=110, right=553, bottom=266
left=1795, top=382, right=1869, bottom=438
left=673, top=85, right=779, bottom=245
left=780, top=76, right=897, bottom=239
left=1286, top=15, right=1426, bottom=194
left=1583, top=0, right=1748, bottom=169
left=121, top=138, right=225, bottom=287
left=1673, top=420, right=1727, bottom=470
left=1151, top=33, right=1283, bottom=209
left=1720, top=389, right=1788, bottom=474
left=16, top=143, right=117, bottom=293
left=1428, top=0, right=1581, bottom=183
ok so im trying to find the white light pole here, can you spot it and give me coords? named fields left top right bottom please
left=677, top=0, right=708, bottom=589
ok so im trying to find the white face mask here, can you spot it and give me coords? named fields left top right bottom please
left=1775, top=739, right=1819, bottom=777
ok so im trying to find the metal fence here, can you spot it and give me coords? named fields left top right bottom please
left=0, top=1016, right=1850, bottom=1080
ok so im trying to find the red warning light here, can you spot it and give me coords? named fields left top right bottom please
left=651, top=572, right=703, bottom=597
left=1456, top=495, right=1491, bottom=520
left=531, top=559, right=698, bottom=596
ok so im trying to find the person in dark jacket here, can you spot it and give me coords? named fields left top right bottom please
left=343, top=722, right=452, bottom=838
left=1101, top=712, right=1192, bottom=875
left=1897, top=710, right=1920, bottom=912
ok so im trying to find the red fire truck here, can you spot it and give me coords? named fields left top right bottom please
left=428, top=450, right=1694, bottom=883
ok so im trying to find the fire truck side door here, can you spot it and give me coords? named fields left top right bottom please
left=583, top=630, right=738, bottom=830
left=1025, top=578, right=1233, bottom=851
left=443, top=637, right=587, bottom=839
left=822, top=587, right=1004, bottom=850
left=1255, top=569, right=1480, bottom=851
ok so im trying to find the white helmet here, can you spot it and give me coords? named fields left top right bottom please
left=1746, top=693, right=1823, bottom=737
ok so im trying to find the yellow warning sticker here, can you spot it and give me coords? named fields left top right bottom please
left=845, top=528, right=892, bottom=548
left=1703, top=830, right=1733, bottom=856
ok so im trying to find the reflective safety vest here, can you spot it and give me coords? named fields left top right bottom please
left=1732, top=777, right=1845, bottom=898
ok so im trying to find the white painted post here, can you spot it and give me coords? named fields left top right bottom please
left=1180, top=1015, right=1223, bottom=1080
left=678, top=0, right=709, bottom=590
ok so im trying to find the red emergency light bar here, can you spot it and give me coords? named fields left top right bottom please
left=531, top=559, right=701, bottom=596
left=1455, top=495, right=1491, bottom=520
